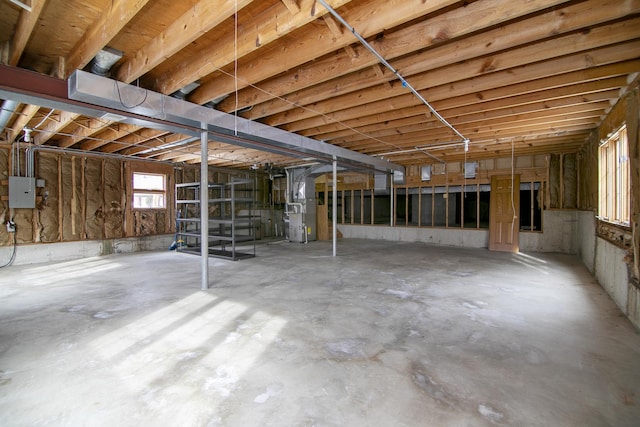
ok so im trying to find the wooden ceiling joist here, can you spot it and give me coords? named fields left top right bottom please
left=8, top=0, right=47, bottom=66
left=156, top=0, right=354, bottom=97
left=0, top=0, right=637, bottom=168
left=226, top=0, right=595, bottom=116
left=267, top=20, right=640, bottom=128
left=187, top=0, right=460, bottom=105
left=239, top=0, right=639, bottom=120
left=115, top=0, right=255, bottom=84
left=64, top=0, right=152, bottom=78
left=283, top=41, right=640, bottom=133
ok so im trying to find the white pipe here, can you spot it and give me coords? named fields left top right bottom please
left=332, top=159, right=337, bottom=257
left=317, top=0, right=469, bottom=145
left=200, top=122, right=209, bottom=290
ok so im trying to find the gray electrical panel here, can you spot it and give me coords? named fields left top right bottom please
left=9, top=176, right=36, bottom=208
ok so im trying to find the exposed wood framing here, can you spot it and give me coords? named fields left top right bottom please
left=65, top=0, right=152, bottom=78
left=160, top=0, right=355, bottom=97
left=116, top=0, right=254, bottom=84
left=8, top=0, right=47, bottom=66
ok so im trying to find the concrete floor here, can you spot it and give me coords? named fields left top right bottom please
left=0, top=239, right=639, bottom=426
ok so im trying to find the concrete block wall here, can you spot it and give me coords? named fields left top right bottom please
left=519, top=210, right=578, bottom=254
left=576, top=211, right=640, bottom=329
left=0, top=234, right=175, bottom=266
left=340, top=210, right=578, bottom=253
left=338, top=225, right=489, bottom=248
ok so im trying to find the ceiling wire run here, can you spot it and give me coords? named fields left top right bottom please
left=317, top=0, right=470, bottom=149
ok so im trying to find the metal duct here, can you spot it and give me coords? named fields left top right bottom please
left=88, top=47, right=123, bottom=76
left=0, top=99, right=19, bottom=132
left=68, top=70, right=403, bottom=174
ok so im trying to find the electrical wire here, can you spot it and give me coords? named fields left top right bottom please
left=0, top=223, right=17, bottom=269
left=212, top=66, right=404, bottom=152
left=114, top=79, right=148, bottom=109
left=317, top=0, right=468, bottom=146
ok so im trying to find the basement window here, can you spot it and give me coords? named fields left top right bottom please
left=520, top=182, right=543, bottom=232
left=133, top=172, right=166, bottom=209
left=598, top=125, right=630, bottom=226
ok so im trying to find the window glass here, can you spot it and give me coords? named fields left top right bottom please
left=599, top=126, right=629, bottom=225
left=133, top=173, right=165, bottom=191
left=133, top=173, right=166, bottom=209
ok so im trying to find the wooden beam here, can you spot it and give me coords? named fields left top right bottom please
left=57, top=117, right=114, bottom=148
left=266, top=18, right=640, bottom=127
left=34, top=111, right=79, bottom=145
left=8, top=0, right=48, bottom=66
left=344, top=121, right=596, bottom=152
left=116, top=0, right=254, bottom=84
left=238, top=0, right=639, bottom=119
left=329, top=100, right=611, bottom=146
left=303, top=60, right=640, bottom=138
left=124, top=133, right=191, bottom=156
left=281, top=41, right=640, bottom=132
left=323, top=14, right=343, bottom=38
left=223, top=0, right=601, bottom=115
left=281, top=0, right=300, bottom=15
left=187, top=0, right=459, bottom=104
left=157, top=0, right=355, bottom=97
left=79, top=123, right=139, bottom=151
left=6, top=103, right=39, bottom=142
left=100, top=129, right=169, bottom=153
left=318, top=82, right=624, bottom=143
left=65, top=0, right=152, bottom=77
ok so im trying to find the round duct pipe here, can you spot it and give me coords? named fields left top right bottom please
left=0, top=99, right=19, bottom=133
left=88, top=47, right=123, bottom=76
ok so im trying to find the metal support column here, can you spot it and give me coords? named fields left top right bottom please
left=200, top=123, right=209, bottom=290
left=390, top=173, right=394, bottom=227
left=332, top=159, right=337, bottom=257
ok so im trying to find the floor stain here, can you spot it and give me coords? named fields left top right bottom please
left=411, top=365, right=458, bottom=408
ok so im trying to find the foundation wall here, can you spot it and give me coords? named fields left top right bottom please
left=0, top=234, right=174, bottom=266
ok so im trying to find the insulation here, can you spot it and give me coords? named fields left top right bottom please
left=134, top=211, right=156, bottom=236
left=61, top=156, right=83, bottom=241
left=84, top=158, right=104, bottom=240
left=13, top=208, right=33, bottom=244
left=548, top=154, right=561, bottom=209
left=562, top=153, right=577, bottom=209
left=103, top=159, right=124, bottom=239
left=37, top=152, right=60, bottom=242
left=155, top=212, right=166, bottom=234
left=578, top=134, right=598, bottom=211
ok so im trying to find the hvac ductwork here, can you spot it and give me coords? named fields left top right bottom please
left=88, top=47, right=123, bottom=76
left=0, top=99, right=19, bottom=132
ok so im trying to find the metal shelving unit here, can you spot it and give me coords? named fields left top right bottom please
left=175, top=177, right=256, bottom=260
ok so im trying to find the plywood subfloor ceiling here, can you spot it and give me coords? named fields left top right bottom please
left=0, top=0, right=639, bottom=169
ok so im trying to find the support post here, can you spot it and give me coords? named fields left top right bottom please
left=200, top=123, right=209, bottom=290
left=390, top=173, right=394, bottom=227
left=332, top=159, right=337, bottom=257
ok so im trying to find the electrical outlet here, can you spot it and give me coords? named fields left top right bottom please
left=6, top=221, right=15, bottom=233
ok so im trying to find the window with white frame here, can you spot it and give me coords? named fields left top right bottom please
left=599, top=125, right=629, bottom=225
left=133, top=172, right=166, bottom=209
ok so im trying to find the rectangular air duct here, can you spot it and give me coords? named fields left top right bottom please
left=68, top=70, right=404, bottom=175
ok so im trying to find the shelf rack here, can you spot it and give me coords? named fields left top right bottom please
left=175, top=177, right=256, bottom=260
